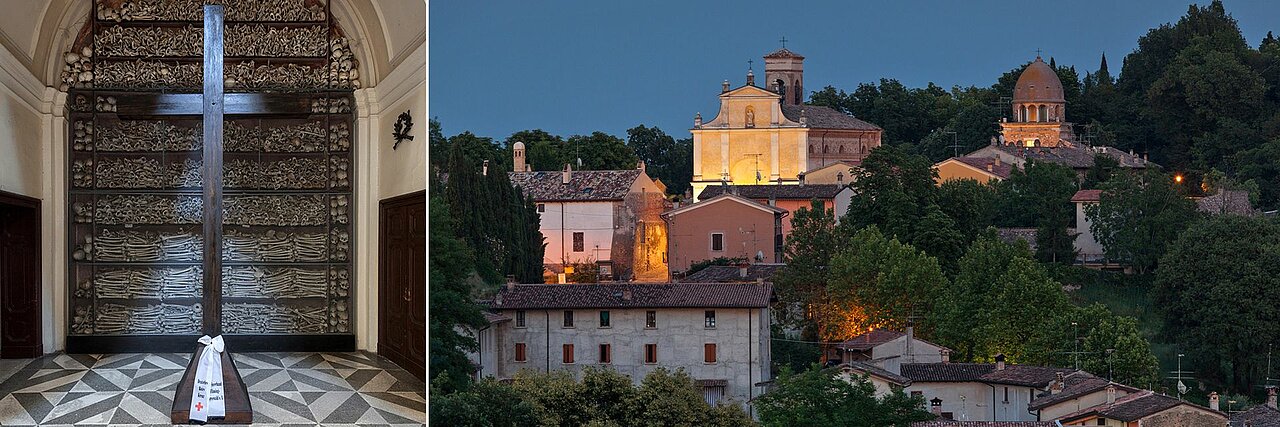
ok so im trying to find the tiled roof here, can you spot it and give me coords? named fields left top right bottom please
left=1197, top=190, right=1258, bottom=216
left=1058, top=391, right=1214, bottom=422
left=781, top=105, right=882, bottom=130
left=951, top=156, right=1015, bottom=179
left=996, top=227, right=1038, bottom=251
left=665, top=193, right=788, bottom=218
left=482, top=312, right=511, bottom=324
left=1028, top=373, right=1136, bottom=410
left=490, top=282, right=773, bottom=310
left=1071, top=189, right=1103, bottom=202
left=763, top=48, right=805, bottom=59
left=1232, top=405, right=1280, bottom=427
left=681, top=264, right=784, bottom=283
left=697, top=184, right=846, bottom=200
left=837, top=329, right=905, bottom=351
left=840, top=361, right=912, bottom=386
left=902, top=363, right=1073, bottom=387
left=990, top=144, right=1152, bottom=170
left=913, top=422, right=1056, bottom=427
left=508, top=169, right=641, bottom=201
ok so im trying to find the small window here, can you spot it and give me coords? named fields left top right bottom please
left=638, top=222, right=646, bottom=243
left=515, top=311, right=526, bottom=328
left=515, top=343, right=527, bottom=362
left=942, top=412, right=954, bottom=420
left=563, top=344, right=574, bottom=364
left=702, top=385, right=725, bottom=405
left=710, top=233, right=724, bottom=251
left=599, top=311, right=611, bottom=328
left=704, top=343, right=717, bottom=363
left=573, top=232, right=585, bottom=252
left=537, top=203, right=545, bottom=213
left=645, top=311, right=656, bottom=328
left=1003, top=386, right=1009, bottom=403
left=1097, top=419, right=1106, bottom=426
left=599, top=344, right=611, bottom=364
left=563, top=310, right=574, bottom=328
left=645, top=344, right=658, bottom=364
left=704, top=310, right=716, bottom=328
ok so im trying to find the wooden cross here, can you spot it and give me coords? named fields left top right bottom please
left=779, top=36, right=788, bottom=48
left=171, top=5, right=252, bottom=423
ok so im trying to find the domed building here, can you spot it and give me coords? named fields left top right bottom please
left=1000, top=55, right=1075, bottom=147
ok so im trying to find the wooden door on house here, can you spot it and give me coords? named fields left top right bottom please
left=378, top=190, right=426, bottom=380
left=0, top=191, right=41, bottom=358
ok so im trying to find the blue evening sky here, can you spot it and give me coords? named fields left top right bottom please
left=429, top=1, right=1280, bottom=143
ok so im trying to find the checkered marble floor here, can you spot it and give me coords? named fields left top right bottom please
left=0, top=351, right=424, bottom=426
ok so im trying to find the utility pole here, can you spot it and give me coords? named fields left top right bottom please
left=1106, top=348, right=1115, bottom=381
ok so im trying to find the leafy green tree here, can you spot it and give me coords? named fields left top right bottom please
left=932, top=234, right=1032, bottom=361
left=775, top=200, right=841, bottom=327
left=430, top=376, right=540, bottom=426
left=1155, top=215, right=1280, bottom=394
left=846, top=145, right=939, bottom=242
left=936, top=178, right=998, bottom=247
left=1085, top=170, right=1199, bottom=274
left=828, top=227, right=948, bottom=336
left=982, top=257, right=1074, bottom=362
left=627, top=125, right=693, bottom=195
left=565, top=132, right=638, bottom=171
left=910, top=204, right=966, bottom=273
left=994, top=160, right=1079, bottom=264
left=1082, top=154, right=1121, bottom=189
left=511, top=370, right=591, bottom=426
left=1022, top=303, right=1160, bottom=389
left=754, top=365, right=932, bottom=427
left=428, top=195, right=487, bottom=392
left=631, top=367, right=752, bottom=426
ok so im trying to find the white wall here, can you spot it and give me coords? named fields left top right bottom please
left=905, top=381, right=1039, bottom=422
left=539, top=201, right=616, bottom=265
left=1075, top=202, right=1103, bottom=262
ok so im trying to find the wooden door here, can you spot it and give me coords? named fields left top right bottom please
left=0, top=191, right=41, bottom=358
left=379, top=190, right=425, bottom=380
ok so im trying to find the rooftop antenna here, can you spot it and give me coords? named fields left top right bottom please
left=944, top=130, right=960, bottom=157
left=1168, top=352, right=1195, bottom=400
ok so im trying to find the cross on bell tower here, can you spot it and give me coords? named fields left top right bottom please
left=763, top=42, right=804, bottom=105
left=779, top=36, right=788, bottom=48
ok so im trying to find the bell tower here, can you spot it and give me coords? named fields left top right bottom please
left=764, top=43, right=805, bottom=106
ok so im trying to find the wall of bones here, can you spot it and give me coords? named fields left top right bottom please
left=64, top=0, right=357, bottom=340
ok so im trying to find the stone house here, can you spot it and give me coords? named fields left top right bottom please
left=662, top=193, right=786, bottom=274
left=697, top=182, right=854, bottom=236
left=902, top=357, right=1075, bottom=422
left=1027, top=372, right=1141, bottom=421
left=508, top=158, right=668, bottom=282
left=1055, top=390, right=1226, bottom=426
left=834, top=328, right=950, bottom=374
left=837, top=361, right=912, bottom=397
left=480, top=282, right=773, bottom=413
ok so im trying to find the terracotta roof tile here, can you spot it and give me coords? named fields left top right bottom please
left=681, top=264, right=784, bottom=283
left=952, top=156, right=1014, bottom=179
left=837, top=329, right=905, bottom=351
left=913, top=422, right=1056, bottom=427
left=1232, top=405, right=1280, bottom=427
left=508, top=169, right=640, bottom=201
left=698, top=184, right=845, bottom=200
left=781, top=105, right=882, bottom=130
left=763, top=48, right=805, bottom=59
left=1059, top=391, right=1213, bottom=422
left=490, top=282, right=773, bottom=310
left=1197, top=190, right=1259, bottom=216
left=990, top=144, right=1152, bottom=170
left=1072, top=189, right=1103, bottom=202
left=902, top=363, right=1073, bottom=387
left=1028, top=372, right=1126, bottom=410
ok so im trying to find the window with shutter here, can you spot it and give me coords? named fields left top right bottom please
left=515, top=343, right=526, bottom=362
left=563, top=344, right=574, bottom=364
left=645, top=344, right=657, bottom=364
left=599, top=344, right=611, bottom=364
left=704, top=343, right=717, bottom=363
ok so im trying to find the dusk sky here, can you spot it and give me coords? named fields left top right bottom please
left=429, top=1, right=1280, bottom=144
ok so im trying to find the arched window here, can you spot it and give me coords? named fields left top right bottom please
left=823, top=145, right=829, bottom=153
left=809, top=145, right=814, bottom=154
left=839, top=145, right=845, bottom=154
left=1039, top=105, right=1047, bottom=122
left=1019, top=105, right=1028, bottom=122
left=794, top=80, right=802, bottom=104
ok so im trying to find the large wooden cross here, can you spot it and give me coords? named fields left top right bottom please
left=171, top=5, right=253, bottom=423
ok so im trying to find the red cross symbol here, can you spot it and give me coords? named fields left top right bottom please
left=196, top=402, right=204, bottom=411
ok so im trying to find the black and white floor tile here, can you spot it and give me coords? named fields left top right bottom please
left=0, top=352, right=424, bottom=426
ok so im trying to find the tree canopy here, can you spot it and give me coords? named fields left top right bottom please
left=754, top=366, right=933, bottom=427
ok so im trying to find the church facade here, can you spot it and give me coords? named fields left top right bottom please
left=689, top=48, right=882, bottom=200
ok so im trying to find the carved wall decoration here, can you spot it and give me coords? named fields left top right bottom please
left=70, top=0, right=355, bottom=344
left=97, top=0, right=327, bottom=23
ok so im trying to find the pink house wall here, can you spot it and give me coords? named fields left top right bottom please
left=666, top=200, right=780, bottom=273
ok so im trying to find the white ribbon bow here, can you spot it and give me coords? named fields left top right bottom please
left=189, top=335, right=226, bottom=422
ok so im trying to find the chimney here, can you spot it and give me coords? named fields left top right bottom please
left=562, top=163, right=572, bottom=184
left=930, top=398, right=943, bottom=416
left=986, top=163, right=994, bottom=172
left=940, top=349, right=951, bottom=363
left=836, top=171, right=844, bottom=184
left=738, top=263, right=749, bottom=279
left=994, top=353, right=1005, bottom=371
left=1051, top=372, right=1065, bottom=394
left=638, top=160, right=646, bottom=173
left=993, top=156, right=1001, bottom=167
left=756, top=277, right=764, bottom=285
left=1106, top=385, right=1117, bottom=404
left=722, top=80, right=730, bottom=93
left=694, top=112, right=702, bottom=128
left=746, top=69, right=755, bottom=86
left=1268, top=387, right=1277, bottom=409
left=1209, top=392, right=1220, bottom=411
left=798, top=173, right=806, bottom=187
left=768, top=196, right=777, bottom=207
left=905, top=323, right=915, bottom=363
left=482, top=159, right=490, bottom=176
left=622, top=289, right=633, bottom=301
